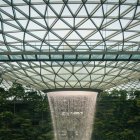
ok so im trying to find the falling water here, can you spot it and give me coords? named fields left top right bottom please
left=47, top=91, right=98, bottom=140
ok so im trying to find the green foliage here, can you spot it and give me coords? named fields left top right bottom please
left=92, top=90, right=140, bottom=140
left=0, top=83, right=140, bottom=140
left=0, top=83, right=53, bottom=140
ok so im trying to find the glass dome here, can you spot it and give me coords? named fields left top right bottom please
left=0, top=0, right=140, bottom=91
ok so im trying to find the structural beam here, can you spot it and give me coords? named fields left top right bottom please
left=0, top=51, right=140, bottom=62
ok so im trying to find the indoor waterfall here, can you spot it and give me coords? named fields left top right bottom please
left=48, top=91, right=98, bottom=140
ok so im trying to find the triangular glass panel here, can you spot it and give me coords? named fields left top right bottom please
left=48, top=7, right=56, bottom=17
left=95, top=69, right=105, bottom=74
left=74, top=82, right=81, bottom=88
left=68, top=81, right=77, bottom=87
left=88, top=31, right=102, bottom=40
left=62, top=18, right=74, bottom=27
left=69, top=81, right=77, bottom=88
left=56, top=82, right=65, bottom=88
left=3, top=23, right=18, bottom=32
left=52, top=66, right=61, bottom=73
left=31, top=31, right=46, bottom=39
left=84, top=82, right=91, bottom=88
left=80, top=81, right=88, bottom=87
left=59, top=74, right=71, bottom=81
left=124, top=8, right=135, bottom=18
left=33, top=4, right=46, bottom=15
left=74, top=67, right=82, bottom=73
left=93, top=6, right=103, bottom=16
left=91, top=18, right=103, bottom=28
left=8, top=32, right=24, bottom=40
left=124, top=32, right=135, bottom=39
left=17, top=20, right=29, bottom=29
left=1, top=7, right=13, bottom=17
left=58, top=68, right=70, bottom=74
left=111, top=33, right=123, bottom=41
left=34, top=19, right=47, bottom=27
left=30, top=7, right=41, bottom=17
left=85, top=67, right=94, bottom=73
left=1, top=12, right=12, bottom=20
left=16, top=5, right=29, bottom=16
left=103, top=75, right=115, bottom=81
left=40, top=69, right=53, bottom=75
left=105, top=31, right=116, bottom=38
left=51, top=4, right=64, bottom=15
left=68, top=4, right=80, bottom=15
left=129, top=24, right=140, bottom=31
left=120, top=5, right=131, bottom=15
left=68, top=74, right=78, bottom=81
left=43, top=67, right=53, bottom=73
left=109, top=6, right=119, bottom=16
left=54, top=30, right=70, bottom=38
left=77, top=30, right=93, bottom=38
left=76, top=67, right=88, bottom=74
left=103, top=4, right=115, bottom=15
left=61, top=6, right=72, bottom=16
left=90, top=82, right=99, bottom=88
left=109, top=70, right=120, bottom=76
left=76, top=41, right=88, bottom=48
left=14, top=9, right=26, bottom=18
left=0, top=1, right=7, bottom=5
left=25, top=33, right=38, bottom=41
left=75, top=18, right=86, bottom=26
left=66, top=31, right=81, bottom=40
left=53, top=19, right=70, bottom=29
left=7, top=20, right=20, bottom=28
left=120, top=19, right=131, bottom=29
left=46, top=81, right=55, bottom=87
left=93, top=67, right=104, bottom=73
left=106, top=20, right=121, bottom=30
left=55, top=75, right=65, bottom=81
left=65, top=82, right=71, bottom=88
left=77, top=6, right=87, bottom=16
left=85, top=4, right=97, bottom=15
left=83, top=75, right=91, bottom=81
left=74, top=73, right=86, bottom=81
left=27, top=21, right=43, bottom=30
left=79, top=19, right=95, bottom=29
left=46, top=31, right=60, bottom=40
left=48, top=18, right=57, bottom=27
left=129, top=35, right=140, bottom=42
left=69, top=61, right=77, bottom=66
left=94, top=76, right=103, bottom=82
left=5, top=35, right=18, bottom=43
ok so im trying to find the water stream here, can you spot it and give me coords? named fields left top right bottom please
left=48, top=91, right=98, bottom=140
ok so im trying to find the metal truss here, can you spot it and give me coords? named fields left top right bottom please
left=108, top=79, right=140, bottom=91
left=0, top=50, right=140, bottom=61
left=0, top=0, right=140, bottom=91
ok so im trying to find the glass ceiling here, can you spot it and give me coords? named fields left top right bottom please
left=0, top=0, right=140, bottom=91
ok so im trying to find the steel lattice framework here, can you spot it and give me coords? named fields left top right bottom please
left=0, top=0, right=140, bottom=91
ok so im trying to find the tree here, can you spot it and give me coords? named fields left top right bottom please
left=0, top=83, right=54, bottom=140
left=92, top=90, right=140, bottom=140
